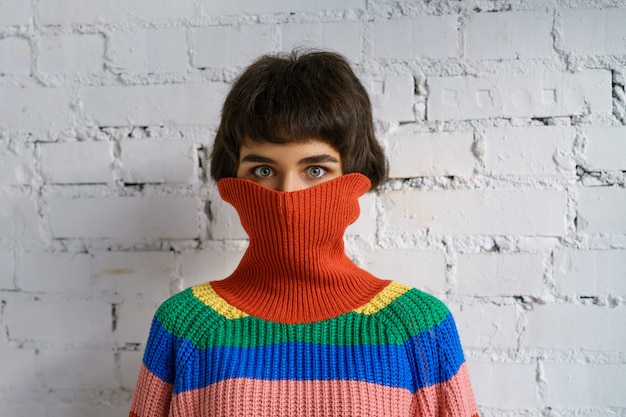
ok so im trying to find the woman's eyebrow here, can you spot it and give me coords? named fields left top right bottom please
left=240, top=154, right=276, bottom=163
left=298, top=154, right=340, bottom=164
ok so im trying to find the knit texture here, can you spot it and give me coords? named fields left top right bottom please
left=129, top=174, right=479, bottom=417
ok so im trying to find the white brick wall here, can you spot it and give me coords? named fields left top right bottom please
left=1, top=2, right=624, bottom=416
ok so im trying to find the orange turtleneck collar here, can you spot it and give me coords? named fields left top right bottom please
left=212, top=173, right=389, bottom=324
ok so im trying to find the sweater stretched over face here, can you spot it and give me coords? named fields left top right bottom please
left=129, top=174, right=478, bottom=417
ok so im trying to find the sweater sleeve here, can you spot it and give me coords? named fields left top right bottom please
left=129, top=315, right=175, bottom=417
left=405, top=300, right=479, bottom=416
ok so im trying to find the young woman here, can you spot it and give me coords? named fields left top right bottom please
left=129, top=50, right=479, bottom=417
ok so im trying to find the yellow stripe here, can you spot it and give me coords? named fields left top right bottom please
left=353, top=281, right=410, bottom=315
left=192, top=283, right=248, bottom=320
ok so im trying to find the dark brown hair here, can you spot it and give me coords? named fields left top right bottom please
left=210, top=50, right=387, bottom=189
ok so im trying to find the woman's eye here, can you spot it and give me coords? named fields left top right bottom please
left=253, top=166, right=274, bottom=178
left=307, top=166, right=327, bottom=178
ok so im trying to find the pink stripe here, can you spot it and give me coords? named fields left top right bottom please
left=411, top=363, right=479, bottom=417
left=170, top=379, right=413, bottom=417
left=129, top=364, right=174, bottom=417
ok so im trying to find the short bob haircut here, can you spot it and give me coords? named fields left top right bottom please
left=210, top=50, right=387, bottom=190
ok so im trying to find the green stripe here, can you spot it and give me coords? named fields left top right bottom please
left=154, top=286, right=450, bottom=350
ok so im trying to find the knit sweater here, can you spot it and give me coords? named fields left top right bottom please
left=129, top=173, right=478, bottom=417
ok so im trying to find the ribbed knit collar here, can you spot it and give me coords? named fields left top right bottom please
left=212, top=173, right=388, bottom=324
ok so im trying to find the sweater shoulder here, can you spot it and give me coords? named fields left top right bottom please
left=358, top=281, right=453, bottom=337
left=153, top=283, right=227, bottom=345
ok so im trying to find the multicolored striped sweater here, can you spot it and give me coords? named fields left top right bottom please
left=129, top=174, right=478, bottom=417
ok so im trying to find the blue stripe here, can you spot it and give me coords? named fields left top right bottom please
left=143, top=313, right=465, bottom=394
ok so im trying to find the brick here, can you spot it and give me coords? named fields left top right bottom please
left=0, top=143, right=35, bottom=186
left=81, top=83, right=225, bottom=127
left=467, top=361, right=537, bottom=408
left=120, top=139, right=197, bottom=184
left=180, top=248, right=245, bottom=287
left=110, top=28, right=188, bottom=73
left=483, top=126, right=576, bottom=176
left=457, top=253, right=544, bottom=296
left=544, top=363, right=626, bottom=407
left=526, top=304, right=626, bottom=350
left=192, top=25, right=273, bottom=68
left=115, top=302, right=161, bottom=345
left=554, top=250, right=626, bottom=295
left=197, top=0, right=365, bottom=16
left=577, top=187, right=626, bottom=234
left=361, top=250, right=446, bottom=294
left=0, top=87, right=71, bottom=130
left=48, top=405, right=130, bottom=417
left=345, top=193, right=376, bottom=237
left=19, top=252, right=91, bottom=294
left=93, top=251, right=174, bottom=296
left=372, top=16, right=457, bottom=59
left=427, top=70, right=612, bottom=121
left=0, top=405, right=49, bottom=417
left=5, top=299, right=112, bottom=344
left=366, top=74, right=414, bottom=122
left=282, top=21, right=361, bottom=63
left=0, top=250, right=14, bottom=289
left=37, top=0, right=195, bottom=25
left=0, top=37, right=31, bottom=75
left=119, top=350, right=143, bottom=389
left=561, top=8, right=626, bottom=55
left=466, top=11, right=552, bottom=59
left=0, top=347, right=36, bottom=389
left=384, top=189, right=567, bottom=236
left=41, top=350, right=116, bottom=389
left=41, top=141, right=114, bottom=184
left=386, top=132, right=474, bottom=178
left=49, top=196, right=200, bottom=239
left=0, top=197, right=41, bottom=240
left=450, top=303, right=518, bottom=349
left=0, top=0, right=32, bottom=25
left=38, top=34, right=105, bottom=74
left=583, top=126, right=626, bottom=170
left=210, top=196, right=248, bottom=240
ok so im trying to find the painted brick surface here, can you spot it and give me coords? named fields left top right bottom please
left=427, top=70, right=612, bottom=120
left=362, top=249, right=447, bottom=294
left=385, top=189, right=567, bottom=236
left=0, top=87, right=71, bottom=130
left=110, top=29, right=188, bottom=73
left=49, top=197, right=200, bottom=239
left=482, top=126, right=576, bottom=176
left=466, top=11, right=552, bottom=59
left=38, top=34, right=105, bottom=75
left=561, top=8, right=626, bottom=55
left=577, top=187, right=626, bottom=234
left=0, top=250, right=13, bottom=289
left=93, top=251, right=175, bottom=296
left=451, top=303, right=518, bottom=349
left=583, top=126, right=626, bottom=170
left=0, top=37, right=31, bottom=74
left=467, top=361, right=538, bottom=408
left=0, top=143, right=35, bottom=186
left=120, top=139, right=197, bottom=184
left=386, top=132, right=475, bottom=178
left=283, top=21, right=362, bottom=63
left=81, top=83, right=226, bottom=126
left=372, top=16, right=458, bottom=59
left=543, top=363, right=626, bottom=407
left=41, top=141, right=114, bottom=184
left=1, top=2, right=624, bottom=416
left=554, top=250, right=626, bottom=295
left=19, top=252, right=91, bottom=294
left=192, top=25, right=273, bottom=68
left=456, top=253, right=544, bottom=296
